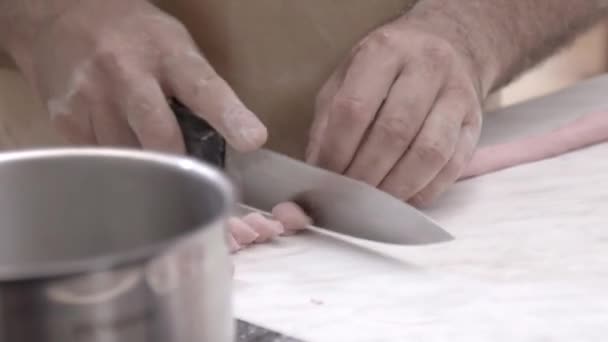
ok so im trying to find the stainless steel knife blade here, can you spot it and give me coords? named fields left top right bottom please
left=225, top=148, right=453, bottom=245
left=172, top=98, right=453, bottom=245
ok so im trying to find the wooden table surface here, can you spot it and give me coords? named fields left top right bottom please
left=232, top=75, right=608, bottom=342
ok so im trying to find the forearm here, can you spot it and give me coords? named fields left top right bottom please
left=407, top=0, right=608, bottom=96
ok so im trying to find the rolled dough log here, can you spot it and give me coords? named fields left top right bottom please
left=460, top=111, right=608, bottom=180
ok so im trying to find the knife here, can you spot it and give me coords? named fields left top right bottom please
left=170, top=98, right=453, bottom=245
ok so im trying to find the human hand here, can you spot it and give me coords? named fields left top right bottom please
left=306, top=13, right=486, bottom=207
left=9, top=0, right=266, bottom=153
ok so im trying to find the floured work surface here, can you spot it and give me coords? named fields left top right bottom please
left=232, top=75, right=608, bottom=342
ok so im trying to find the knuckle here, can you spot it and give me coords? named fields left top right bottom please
left=446, top=84, right=473, bottom=100
left=414, top=139, right=450, bottom=165
left=366, top=27, right=401, bottom=51
left=421, top=36, right=457, bottom=67
left=331, top=95, right=369, bottom=122
left=375, top=116, right=412, bottom=145
left=93, top=43, right=133, bottom=78
left=445, top=85, right=482, bottom=121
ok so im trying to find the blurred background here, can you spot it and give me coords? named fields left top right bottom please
left=487, top=21, right=608, bottom=111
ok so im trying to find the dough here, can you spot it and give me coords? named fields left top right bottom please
left=461, top=111, right=608, bottom=180
left=271, top=202, right=312, bottom=235
left=242, top=213, right=285, bottom=243
left=228, top=217, right=259, bottom=245
left=226, top=212, right=285, bottom=252
left=227, top=203, right=309, bottom=253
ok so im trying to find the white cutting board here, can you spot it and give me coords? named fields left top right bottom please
left=233, top=75, right=608, bottom=342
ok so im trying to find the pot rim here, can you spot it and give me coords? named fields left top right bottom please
left=0, top=147, right=236, bottom=282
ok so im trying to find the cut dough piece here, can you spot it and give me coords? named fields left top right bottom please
left=241, top=213, right=285, bottom=243
left=272, top=201, right=312, bottom=234
left=228, top=217, right=259, bottom=245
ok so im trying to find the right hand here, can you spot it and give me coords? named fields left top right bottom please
left=6, top=0, right=311, bottom=251
left=11, top=0, right=267, bottom=153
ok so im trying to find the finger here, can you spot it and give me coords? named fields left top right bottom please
left=305, top=107, right=329, bottom=165
left=305, top=66, right=343, bottom=164
left=122, top=77, right=185, bottom=153
left=162, top=52, right=267, bottom=152
left=92, top=109, right=139, bottom=147
left=241, top=213, right=285, bottom=243
left=91, top=84, right=139, bottom=147
left=345, top=67, right=442, bottom=186
left=227, top=217, right=259, bottom=245
left=48, top=94, right=97, bottom=146
left=410, top=124, right=479, bottom=208
left=379, top=90, right=466, bottom=200
left=314, top=35, right=403, bottom=173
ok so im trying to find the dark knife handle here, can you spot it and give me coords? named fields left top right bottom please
left=169, top=98, right=227, bottom=168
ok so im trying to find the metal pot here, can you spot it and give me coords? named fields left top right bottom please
left=0, top=148, right=236, bottom=342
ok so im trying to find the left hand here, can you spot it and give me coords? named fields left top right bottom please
left=306, top=13, right=485, bottom=207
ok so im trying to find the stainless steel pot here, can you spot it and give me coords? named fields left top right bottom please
left=0, top=148, right=236, bottom=342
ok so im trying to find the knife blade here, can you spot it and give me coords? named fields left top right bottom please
left=171, top=98, right=453, bottom=245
